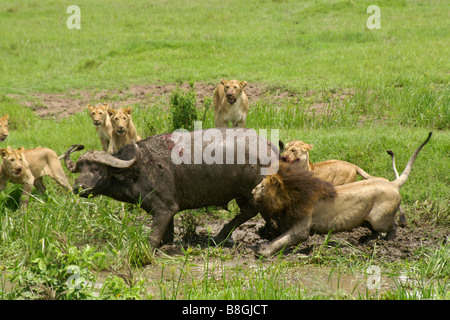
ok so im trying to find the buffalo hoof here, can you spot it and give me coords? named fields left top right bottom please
left=254, top=244, right=273, bottom=258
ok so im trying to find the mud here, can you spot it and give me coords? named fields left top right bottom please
left=165, top=213, right=449, bottom=263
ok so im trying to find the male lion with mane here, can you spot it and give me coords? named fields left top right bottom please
left=253, top=132, right=432, bottom=257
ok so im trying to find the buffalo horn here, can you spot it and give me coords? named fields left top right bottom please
left=79, top=141, right=141, bottom=169
left=64, top=144, right=85, bottom=173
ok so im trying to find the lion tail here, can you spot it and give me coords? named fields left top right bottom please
left=393, top=132, right=432, bottom=189
left=386, top=149, right=399, bottom=179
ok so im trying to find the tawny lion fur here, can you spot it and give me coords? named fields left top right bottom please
left=0, top=114, right=9, bottom=142
left=107, top=107, right=141, bottom=154
left=282, top=140, right=372, bottom=186
left=0, top=146, right=72, bottom=209
left=87, top=103, right=113, bottom=152
left=213, top=79, right=249, bottom=128
left=253, top=132, right=432, bottom=257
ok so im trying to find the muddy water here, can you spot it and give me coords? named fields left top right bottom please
left=113, top=253, right=395, bottom=299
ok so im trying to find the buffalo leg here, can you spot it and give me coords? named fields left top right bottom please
left=149, top=208, right=177, bottom=248
left=162, top=218, right=174, bottom=245
left=213, top=198, right=258, bottom=244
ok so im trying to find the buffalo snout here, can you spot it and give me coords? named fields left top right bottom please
left=72, top=183, right=92, bottom=197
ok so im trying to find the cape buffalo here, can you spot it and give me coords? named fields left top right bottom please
left=64, top=128, right=280, bottom=249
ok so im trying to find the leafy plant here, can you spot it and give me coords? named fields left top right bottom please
left=6, top=233, right=104, bottom=300
left=170, top=82, right=198, bottom=131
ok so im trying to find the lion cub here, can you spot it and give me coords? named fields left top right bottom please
left=0, top=115, right=9, bottom=142
left=87, top=103, right=113, bottom=152
left=282, top=140, right=372, bottom=186
left=213, top=79, right=249, bottom=128
left=107, top=107, right=141, bottom=154
left=0, top=146, right=72, bottom=209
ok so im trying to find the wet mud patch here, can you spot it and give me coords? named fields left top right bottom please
left=166, top=214, right=449, bottom=264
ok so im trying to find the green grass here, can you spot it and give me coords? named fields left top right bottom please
left=0, top=0, right=448, bottom=92
left=0, top=0, right=449, bottom=300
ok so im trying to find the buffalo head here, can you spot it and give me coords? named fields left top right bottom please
left=64, top=142, right=141, bottom=197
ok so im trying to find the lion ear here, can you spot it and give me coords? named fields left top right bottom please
left=108, top=108, right=116, bottom=117
left=0, top=148, right=7, bottom=158
left=271, top=175, right=284, bottom=189
left=18, top=147, right=25, bottom=154
left=302, top=144, right=313, bottom=151
left=240, top=81, right=247, bottom=88
left=124, top=107, right=133, bottom=115
left=220, top=79, right=226, bottom=85
left=87, top=104, right=94, bottom=111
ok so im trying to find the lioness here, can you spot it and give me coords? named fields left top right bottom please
left=213, top=79, right=249, bottom=128
left=107, top=107, right=141, bottom=154
left=253, top=132, right=432, bottom=257
left=87, top=103, right=113, bottom=152
left=281, top=140, right=372, bottom=185
left=0, top=146, right=72, bottom=209
left=0, top=115, right=9, bottom=142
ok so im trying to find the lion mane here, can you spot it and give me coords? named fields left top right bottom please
left=257, top=162, right=337, bottom=238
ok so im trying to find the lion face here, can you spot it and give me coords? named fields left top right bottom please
left=0, top=147, right=25, bottom=177
left=108, top=107, right=132, bottom=136
left=281, top=141, right=313, bottom=168
left=252, top=174, right=287, bottom=213
left=0, top=115, right=9, bottom=142
left=88, top=104, right=109, bottom=127
left=221, top=79, right=247, bottom=104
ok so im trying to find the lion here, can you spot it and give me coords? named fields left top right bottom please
left=213, top=79, right=249, bottom=128
left=107, top=107, right=141, bottom=154
left=87, top=103, right=113, bottom=152
left=281, top=140, right=372, bottom=186
left=0, top=115, right=9, bottom=142
left=253, top=132, right=432, bottom=257
left=0, top=146, right=72, bottom=209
